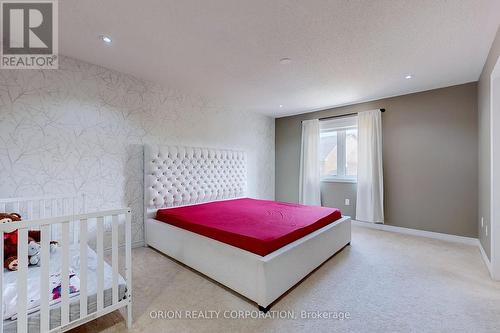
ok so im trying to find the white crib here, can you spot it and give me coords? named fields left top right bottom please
left=0, top=195, right=132, bottom=333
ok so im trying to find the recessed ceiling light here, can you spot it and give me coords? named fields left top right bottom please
left=279, top=58, right=292, bottom=65
left=279, top=104, right=283, bottom=108
left=100, top=35, right=112, bottom=44
left=405, top=74, right=414, bottom=79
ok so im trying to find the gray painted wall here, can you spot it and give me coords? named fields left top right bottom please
left=478, top=26, right=500, bottom=259
left=276, top=82, right=478, bottom=237
left=321, top=182, right=357, bottom=217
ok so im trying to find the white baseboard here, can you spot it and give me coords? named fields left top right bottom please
left=352, top=220, right=499, bottom=278
left=352, top=220, right=479, bottom=246
left=104, top=240, right=144, bottom=255
left=477, top=241, right=494, bottom=279
left=133, top=240, right=145, bottom=248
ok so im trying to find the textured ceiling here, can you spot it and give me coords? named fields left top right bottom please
left=60, top=0, right=500, bottom=117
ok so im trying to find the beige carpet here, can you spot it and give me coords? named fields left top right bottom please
left=71, top=225, right=500, bottom=333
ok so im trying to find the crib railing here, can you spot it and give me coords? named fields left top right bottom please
left=0, top=194, right=86, bottom=244
left=0, top=207, right=132, bottom=333
left=0, top=194, right=86, bottom=219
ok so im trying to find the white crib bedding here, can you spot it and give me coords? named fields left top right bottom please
left=2, top=243, right=126, bottom=330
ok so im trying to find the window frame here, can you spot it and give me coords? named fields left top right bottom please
left=319, top=116, right=358, bottom=183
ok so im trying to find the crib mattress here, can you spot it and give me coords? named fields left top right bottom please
left=2, top=244, right=127, bottom=332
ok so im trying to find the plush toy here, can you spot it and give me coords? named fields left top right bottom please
left=2, top=212, right=23, bottom=271
left=1, top=213, right=58, bottom=271
left=28, top=241, right=41, bottom=266
left=0, top=212, right=22, bottom=224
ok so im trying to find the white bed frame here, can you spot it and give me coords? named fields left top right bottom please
left=0, top=195, right=132, bottom=333
left=144, top=145, right=351, bottom=309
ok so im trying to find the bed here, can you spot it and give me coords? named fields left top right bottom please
left=144, top=145, right=351, bottom=310
left=0, top=196, right=132, bottom=333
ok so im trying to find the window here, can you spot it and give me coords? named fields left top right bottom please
left=319, top=115, right=358, bottom=182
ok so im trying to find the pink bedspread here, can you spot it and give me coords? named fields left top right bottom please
left=155, top=198, right=342, bottom=256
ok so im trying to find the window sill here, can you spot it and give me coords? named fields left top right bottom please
left=321, top=178, right=357, bottom=184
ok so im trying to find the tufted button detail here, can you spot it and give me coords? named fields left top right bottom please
left=146, top=146, right=246, bottom=208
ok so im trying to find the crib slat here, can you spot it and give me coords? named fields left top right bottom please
left=0, top=231, right=3, bottom=333
left=112, top=215, right=119, bottom=304
left=28, top=200, right=33, bottom=220
left=40, top=224, right=50, bottom=333
left=17, top=228, right=28, bottom=333
left=51, top=199, right=56, bottom=239
left=79, top=219, right=88, bottom=318
left=40, top=199, right=46, bottom=218
left=61, top=221, right=70, bottom=326
left=96, top=217, right=104, bottom=311
left=125, top=209, right=132, bottom=325
left=72, top=197, right=78, bottom=244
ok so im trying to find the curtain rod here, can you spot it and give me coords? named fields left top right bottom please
left=318, top=108, right=385, bottom=122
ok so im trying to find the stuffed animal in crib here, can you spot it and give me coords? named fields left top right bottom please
left=27, top=241, right=41, bottom=266
left=0, top=212, right=22, bottom=224
left=2, top=212, right=23, bottom=271
left=1, top=213, right=58, bottom=271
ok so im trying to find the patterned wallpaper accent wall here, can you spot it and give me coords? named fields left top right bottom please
left=0, top=56, right=275, bottom=245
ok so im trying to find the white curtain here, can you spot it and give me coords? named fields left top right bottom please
left=299, top=119, right=321, bottom=206
left=356, top=110, right=384, bottom=223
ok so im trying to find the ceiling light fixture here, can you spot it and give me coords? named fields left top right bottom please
left=100, top=35, right=112, bottom=44
left=279, top=105, right=283, bottom=108
left=279, top=58, right=292, bottom=65
left=405, top=74, right=413, bottom=80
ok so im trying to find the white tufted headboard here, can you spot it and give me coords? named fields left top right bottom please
left=144, top=145, right=247, bottom=211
